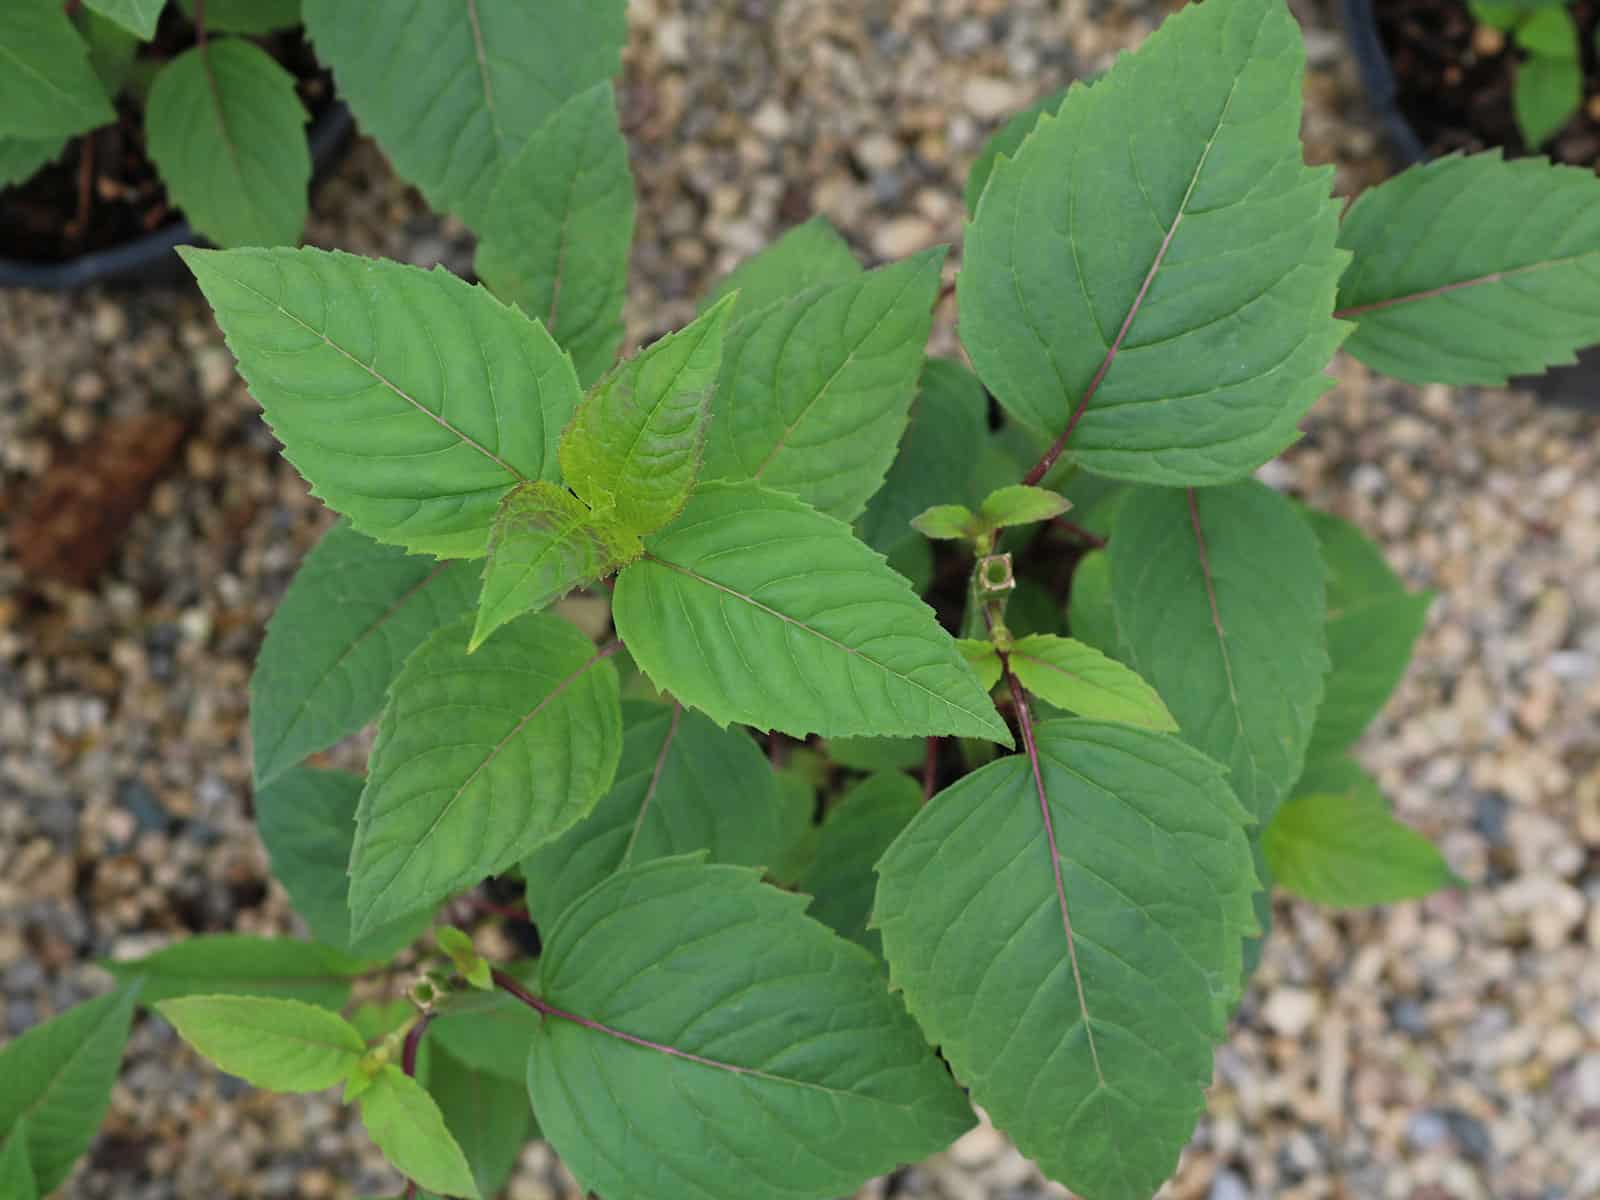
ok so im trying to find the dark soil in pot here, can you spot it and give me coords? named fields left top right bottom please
left=0, top=11, right=346, bottom=288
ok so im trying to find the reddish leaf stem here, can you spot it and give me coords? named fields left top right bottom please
left=1050, top=515, right=1107, bottom=549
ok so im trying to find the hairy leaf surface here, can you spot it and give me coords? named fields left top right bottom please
left=360, top=1066, right=480, bottom=1199
left=185, top=247, right=582, bottom=558
left=424, top=1046, right=534, bottom=1198
left=529, top=858, right=975, bottom=1200
left=255, top=768, right=434, bottom=959
left=702, top=215, right=862, bottom=315
left=146, top=39, right=310, bottom=247
left=157, top=995, right=364, bottom=1092
left=251, top=520, right=477, bottom=786
left=1007, top=634, right=1176, bottom=731
left=874, top=721, right=1258, bottom=1200
left=857, top=359, right=988, bottom=553
left=0, top=1, right=115, bottom=139
left=560, top=296, right=735, bottom=535
left=612, top=482, right=1011, bottom=744
left=84, top=0, right=165, bottom=38
left=959, top=0, right=1348, bottom=485
left=474, top=83, right=634, bottom=385
left=1336, top=152, right=1600, bottom=384
left=302, top=0, right=626, bottom=228
left=798, top=771, right=922, bottom=955
left=0, top=987, right=137, bottom=1193
left=102, top=935, right=366, bottom=1008
left=349, top=612, right=621, bottom=935
left=1110, top=482, right=1328, bottom=826
left=704, top=250, right=945, bottom=520
left=522, top=700, right=791, bottom=923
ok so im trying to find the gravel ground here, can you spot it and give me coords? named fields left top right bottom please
left=3, top=1, right=1598, bottom=1197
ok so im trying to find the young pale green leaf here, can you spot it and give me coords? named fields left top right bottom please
left=1310, top=590, right=1432, bottom=757
left=185, top=247, right=582, bottom=558
left=256, top=768, right=434, bottom=959
left=474, top=82, right=634, bottom=386
left=823, top=734, right=927, bottom=772
left=0, top=1, right=116, bottom=140
left=977, top=485, right=1071, bottom=530
left=349, top=612, right=621, bottom=936
left=424, top=1046, right=534, bottom=1198
left=1110, top=482, right=1328, bottom=827
left=612, top=482, right=1012, bottom=744
left=302, top=0, right=626, bottom=229
left=1514, top=53, right=1581, bottom=147
left=251, top=520, right=477, bottom=787
left=360, top=1065, right=481, bottom=1200
left=956, top=638, right=1003, bottom=692
left=963, top=85, right=1069, bottom=216
left=0, top=1121, right=35, bottom=1200
left=910, top=504, right=977, bottom=541
left=874, top=721, right=1259, bottom=1200
left=1007, top=634, right=1176, bottom=731
left=1265, top=772, right=1459, bottom=907
left=102, top=935, right=366, bottom=1008
left=559, top=295, right=736, bottom=535
left=157, top=995, right=364, bottom=1093
left=178, top=0, right=300, bottom=35
left=521, top=700, right=793, bottom=924
left=959, top=0, right=1348, bottom=486
left=857, top=358, right=988, bottom=554
left=529, top=858, right=975, bottom=1200
left=704, top=249, right=946, bottom=520
left=84, top=0, right=165, bottom=39
left=1336, top=152, right=1600, bottom=384
left=1065, top=549, right=1124, bottom=660
left=0, top=136, right=67, bottom=188
left=433, top=928, right=492, bottom=991
left=0, top=987, right=137, bottom=1194
left=146, top=39, right=309, bottom=248
left=469, top=482, right=635, bottom=653
left=798, top=772, right=922, bottom=955
left=702, top=215, right=862, bottom=315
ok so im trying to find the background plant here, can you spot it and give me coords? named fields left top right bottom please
left=5, top=0, right=1600, bottom=1198
left=1469, top=0, right=1588, bottom=148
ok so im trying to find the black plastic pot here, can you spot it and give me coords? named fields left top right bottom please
left=0, top=103, right=354, bottom=291
left=1342, top=0, right=1600, bottom=408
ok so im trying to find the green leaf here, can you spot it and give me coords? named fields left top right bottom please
left=0, top=136, right=66, bottom=188
left=184, top=246, right=582, bottom=558
left=103, top=936, right=366, bottom=1008
left=0, top=1122, right=36, bottom=1200
left=1336, top=152, right=1600, bottom=385
left=474, top=82, right=634, bottom=386
left=559, top=295, right=736, bottom=535
left=857, top=358, right=988, bottom=554
left=78, top=8, right=139, bottom=95
left=1301, top=507, right=1405, bottom=614
left=964, top=86, right=1069, bottom=216
left=349, top=612, right=621, bottom=936
left=703, top=215, right=862, bottom=315
left=958, top=0, right=1347, bottom=486
left=1265, top=775, right=1459, bottom=908
left=1514, top=52, right=1581, bottom=147
left=424, top=1047, right=534, bottom=1198
left=613, top=481, right=1013, bottom=744
left=469, top=482, right=635, bottom=652
left=704, top=249, right=946, bottom=520
left=823, top=734, right=926, bottom=772
left=351, top=1000, right=416, bottom=1042
left=1065, top=550, right=1123, bottom=659
left=1310, top=589, right=1432, bottom=756
left=256, top=768, right=434, bottom=959
left=360, top=1065, right=480, bottom=1199
left=157, top=995, right=364, bottom=1092
left=956, top=638, right=1003, bottom=692
left=977, top=484, right=1070, bottom=530
left=0, top=0, right=116, bottom=140
left=428, top=988, right=541, bottom=1087
left=528, top=858, right=975, bottom=1200
left=1110, top=481, right=1328, bottom=827
left=798, top=772, right=922, bottom=955
left=85, top=0, right=165, bottom=38
left=910, top=504, right=976, bottom=540
left=522, top=700, right=793, bottom=924
left=251, top=520, right=478, bottom=787
left=1517, top=3, right=1580, bottom=55
left=302, top=0, right=627, bottom=229
left=146, top=39, right=309, bottom=247
left=0, top=987, right=137, bottom=1193
left=874, top=720, right=1258, bottom=1200
left=179, top=0, right=300, bottom=35
left=1007, top=633, right=1176, bottom=731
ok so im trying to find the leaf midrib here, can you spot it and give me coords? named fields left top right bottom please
left=1332, top=250, right=1600, bottom=318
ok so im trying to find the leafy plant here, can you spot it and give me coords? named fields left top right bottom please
left=11, top=0, right=1600, bottom=1196
left=1469, top=0, right=1586, bottom=148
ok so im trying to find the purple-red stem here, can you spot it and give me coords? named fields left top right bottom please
left=399, top=1015, right=432, bottom=1200
left=1050, top=516, right=1107, bottom=549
